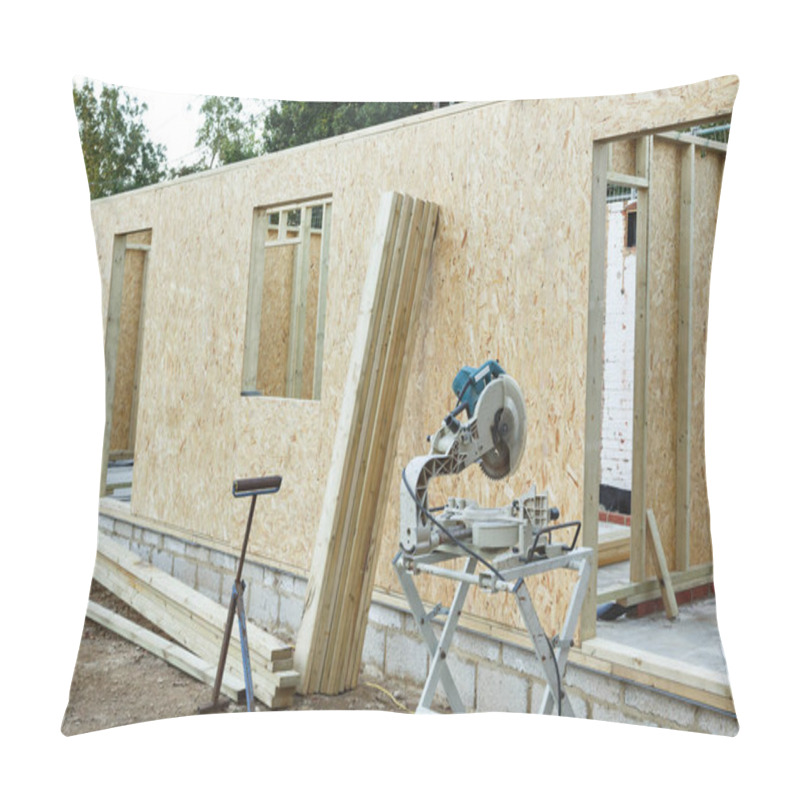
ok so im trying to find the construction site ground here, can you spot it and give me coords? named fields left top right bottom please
left=61, top=582, right=424, bottom=736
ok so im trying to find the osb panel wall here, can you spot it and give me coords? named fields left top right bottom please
left=92, top=77, right=737, bottom=636
left=258, top=243, right=293, bottom=397
left=643, top=139, right=726, bottom=575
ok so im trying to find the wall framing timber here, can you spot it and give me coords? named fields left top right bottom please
left=89, top=78, right=738, bottom=694
left=100, top=229, right=151, bottom=496
left=582, top=126, right=729, bottom=640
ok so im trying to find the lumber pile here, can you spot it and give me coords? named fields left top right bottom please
left=294, top=191, right=439, bottom=695
left=93, top=532, right=299, bottom=709
left=86, top=600, right=248, bottom=705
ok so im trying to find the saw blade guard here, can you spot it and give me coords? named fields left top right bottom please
left=473, top=373, right=527, bottom=479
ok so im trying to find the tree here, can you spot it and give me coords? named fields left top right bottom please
left=261, top=101, right=447, bottom=153
left=193, top=96, right=263, bottom=169
left=73, top=80, right=167, bottom=199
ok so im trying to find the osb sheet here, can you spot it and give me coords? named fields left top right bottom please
left=645, top=140, right=682, bottom=570
left=91, top=78, right=737, bottom=637
left=110, top=246, right=145, bottom=452
left=642, top=139, right=725, bottom=575
left=258, top=243, right=293, bottom=397
left=690, top=147, right=725, bottom=567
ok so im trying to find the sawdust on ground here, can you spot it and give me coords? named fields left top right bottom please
left=61, top=583, right=423, bottom=736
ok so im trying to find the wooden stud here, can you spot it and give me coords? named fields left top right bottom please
left=606, top=170, right=649, bottom=189
left=676, top=143, right=695, bottom=572
left=580, top=141, right=609, bottom=643
left=241, top=208, right=269, bottom=393
left=285, top=206, right=313, bottom=397
left=128, top=248, right=149, bottom=454
left=656, top=131, right=727, bottom=153
left=646, top=509, right=679, bottom=619
left=630, top=135, right=652, bottom=583
left=100, top=234, right=128, bottom=496
left=312, top=202, right=332, bottom=400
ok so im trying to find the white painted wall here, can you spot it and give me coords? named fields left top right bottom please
left=602, top=199, right=637, bottom=491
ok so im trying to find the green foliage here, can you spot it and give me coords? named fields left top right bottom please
left=193, top=96, right=262, bottom=169
left=261, top=101, right=445, bottom=153
left=73, top=80, right=167, bottom=199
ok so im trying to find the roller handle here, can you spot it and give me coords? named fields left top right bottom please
left=232, top=475, right=282, bottom=497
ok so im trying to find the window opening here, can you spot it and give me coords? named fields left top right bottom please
left=242, top=199, right=332, bottom=400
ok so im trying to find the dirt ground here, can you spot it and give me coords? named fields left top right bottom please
left=61, top=583, right=424, bottom=736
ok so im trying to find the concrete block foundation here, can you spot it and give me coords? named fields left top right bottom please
left=96, top=510, right=738, bottom=735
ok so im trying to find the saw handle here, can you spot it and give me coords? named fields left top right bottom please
left=232, top=475, right=282, bottom=497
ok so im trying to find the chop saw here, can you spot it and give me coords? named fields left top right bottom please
left=393, top=360, right=592, bottom=715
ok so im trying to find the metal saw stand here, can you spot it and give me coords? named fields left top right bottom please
left=393, top=545, right=592, bottom=715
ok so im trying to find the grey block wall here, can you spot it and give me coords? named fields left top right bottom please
left=96, top=512, right=738, bottom=736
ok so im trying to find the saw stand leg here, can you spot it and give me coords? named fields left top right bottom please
left=394, top=548, right=592, bottom=716
left=393, top=553, right=476, bottom=713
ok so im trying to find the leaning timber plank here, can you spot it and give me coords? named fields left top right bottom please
left=92, top=559, right=297, bottom=688
left=93, top=540, right=299, bottom=702
left=312, top=194, right=406, bottom=689
left=341, top=200, right=438, bottom=689
left=646, top=509, right=679, bottom=619
left=97, top=534, right=292, bottom=661
left=294, top=191, right=403, bottom=694
left=93, top=551, right=299, bottom=689
left=86, top=600, right=247, bottom=704
left=323, top=196, right=420, bottom=692
left=93, top=556, right=297, bottom=707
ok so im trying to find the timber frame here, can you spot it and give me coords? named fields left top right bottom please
left=581, top=127, right=730, bottom=641
left=88, top=78, right=738, bottom=708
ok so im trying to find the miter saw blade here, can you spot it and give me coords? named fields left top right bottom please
left=480, top=439, right=511, bottom=480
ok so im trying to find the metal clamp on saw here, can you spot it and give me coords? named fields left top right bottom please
left=394, top=361, right=592, bottom=715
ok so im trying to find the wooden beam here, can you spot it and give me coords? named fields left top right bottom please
left=294, top=191, right=402, bottom=694
left=94, top=533, right=298, bottom=708
left=676, top=143, right=695, bottom=572
left=86, top=600, right=247, bottom=704
left=312, top=202, right=332, bottom=400
left=656, top=131, right=727, bottom=153
left=100, top=234, right=128, bottom=497
left=285, top=205, right=313, bottom=397
left=580, top=141, right=609, bottom=643
left=344, top=201, right=439, bottom=689
left=597, top=562, right=713, bottom=606
left=128, top=249, right=149, bottom=455
left=294, top=192, right=439, bottom=694
left=241, top=208, right=268, bottom=393
left=646, top=509, right=679, bottom=619
left=606, top=170, right=649, bottom=189
left=630, top=136, right=652, bottom=582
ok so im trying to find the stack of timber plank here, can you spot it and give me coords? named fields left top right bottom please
left=93, top=532, right=299, bottom=709
left=294, top=191, right=439, bottom=695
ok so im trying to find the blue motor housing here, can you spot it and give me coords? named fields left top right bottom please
left=451, top=360, right=505, bottom=418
